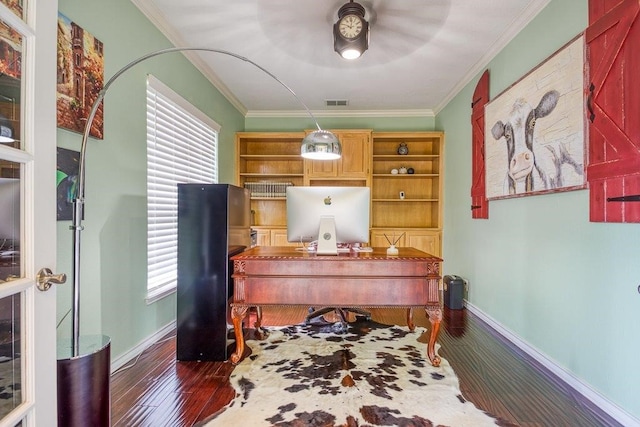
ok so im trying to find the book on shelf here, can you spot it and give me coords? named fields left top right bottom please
left=243, top=181, right=293, bottom=198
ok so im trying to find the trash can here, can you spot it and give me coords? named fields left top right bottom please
left=443, top=275, right=465, bottom=310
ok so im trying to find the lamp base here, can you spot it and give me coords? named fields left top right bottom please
left=57, top=335, right=111, bottom=427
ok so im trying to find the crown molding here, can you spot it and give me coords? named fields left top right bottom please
left=130, top=0, right=248, bottom=116
left=246, top=109, right=435, bottom=119
left=433, top=0, right=551, bottom=114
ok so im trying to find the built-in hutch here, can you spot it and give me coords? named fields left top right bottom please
left=235, top=130, right=444, bottom=256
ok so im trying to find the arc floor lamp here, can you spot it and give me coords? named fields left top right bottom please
left=70, top=47, right=341, bottom=356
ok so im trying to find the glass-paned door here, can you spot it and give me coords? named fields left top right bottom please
left=0, top=0, right=59, bottom=425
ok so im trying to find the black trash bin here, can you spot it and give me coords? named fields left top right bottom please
left=443, top=275, right=465, bottom=310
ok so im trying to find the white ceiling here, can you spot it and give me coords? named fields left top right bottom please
left=132, top=0, right=550, bottom=117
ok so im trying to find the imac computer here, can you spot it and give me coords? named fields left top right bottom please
left=286, top=186, right=370, bottom=255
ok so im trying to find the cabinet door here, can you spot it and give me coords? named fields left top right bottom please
left=305, top=130, right=371, bottom=179
left=406, top=231, right=441, bottom=257
left=369, top=230, right=391, bottom=248
left=256, top=229, right=271, bottom=247
left=306, top=157, right=338, bottom=177
left=370, top=229, right=407, bottom=249
left=370, top=229, right=440, bottom=256
left=271, top=229, right=299, bottom=247
left=338, top=131, right=371, bottom=178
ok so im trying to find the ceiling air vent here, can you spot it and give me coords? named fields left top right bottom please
left=325, top=99, right=349, bottom=107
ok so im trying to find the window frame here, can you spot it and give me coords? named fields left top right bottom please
left=145, top=74, right=219, bottom=303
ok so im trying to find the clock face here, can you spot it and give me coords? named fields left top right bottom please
left=339, top=14, right=363, bottom=39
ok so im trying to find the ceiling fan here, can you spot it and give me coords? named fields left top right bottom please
left=256, top=0, right=450, bottom=66
left=333, top=0, right=369, bottom=59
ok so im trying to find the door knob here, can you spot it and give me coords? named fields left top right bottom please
left=36, top=267, right=67, bottom=291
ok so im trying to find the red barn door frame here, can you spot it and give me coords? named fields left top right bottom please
left=586, top=0, right=640, bottom=222
left=471, top=70, right=490, bottom=219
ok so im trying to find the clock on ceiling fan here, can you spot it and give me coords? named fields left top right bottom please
left=333, top=0, right=369, bottom=60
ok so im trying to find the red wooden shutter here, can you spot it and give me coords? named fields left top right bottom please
left=471, top=70, right=490, bottom=219
left=586, top=0, right=640, bottom=222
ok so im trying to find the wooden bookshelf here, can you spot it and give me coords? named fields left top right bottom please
left=370, top=131, right=443, bottom=256
left=236, top=130, right=444, bottom=256
left=236, top=132, right=305, bottom=247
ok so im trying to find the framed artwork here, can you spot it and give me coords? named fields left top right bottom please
left=56, top=12, right=104, bottom=139
left=484, top=35, right=586, bottom=200
left=56, top=147, right=80, bottom=221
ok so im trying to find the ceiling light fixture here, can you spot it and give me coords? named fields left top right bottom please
left=333, top=0, right=369, bottom=60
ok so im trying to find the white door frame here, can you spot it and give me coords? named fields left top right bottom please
left=0, top=1, right=58, bottom=425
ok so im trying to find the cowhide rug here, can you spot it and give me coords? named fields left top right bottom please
left=204, top=319, right=500, bottom=426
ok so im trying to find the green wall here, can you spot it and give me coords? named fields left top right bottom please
left=56, top=0, right=244, bottom=358
left=436, top=0, right=640, bottom=420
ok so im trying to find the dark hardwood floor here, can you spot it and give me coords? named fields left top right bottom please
left=110, top=307, right=621, bottom=426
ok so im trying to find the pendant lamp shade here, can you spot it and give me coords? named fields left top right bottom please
left=301, top=129, right=342, bottom=160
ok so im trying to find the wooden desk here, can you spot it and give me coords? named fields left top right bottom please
left=230, top=246, right=443, bottom=366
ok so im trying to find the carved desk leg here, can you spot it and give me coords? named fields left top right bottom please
left=230, top=305, right=248, bottom=364
left=425, top=304, right=442, bottom=367
left=254, top=306, right=268, bottom=340
left=406, top=308, right=415, bottom=331
left=254, top=306, right=263, bottom=329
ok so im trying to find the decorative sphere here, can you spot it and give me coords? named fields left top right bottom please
left=407, top=167, right=415, bottom=174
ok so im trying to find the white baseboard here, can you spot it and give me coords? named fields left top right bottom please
left=465, top=302, right=639, bottom=427
left=110, top=320, right=176, bottom=374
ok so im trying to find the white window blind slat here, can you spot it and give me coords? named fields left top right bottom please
left=146, top=74, right=219, bottom=302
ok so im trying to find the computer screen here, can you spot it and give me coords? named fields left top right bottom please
left=286, top=186, right=370, bottom=255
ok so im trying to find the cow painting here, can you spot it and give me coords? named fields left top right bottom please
left=490, top=90, right=583, bottom=195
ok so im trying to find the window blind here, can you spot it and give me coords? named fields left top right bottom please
left=146, top=75, right=219, bottom=302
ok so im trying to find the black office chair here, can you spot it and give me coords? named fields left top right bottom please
left=305, top=306, right=371, bottom=331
